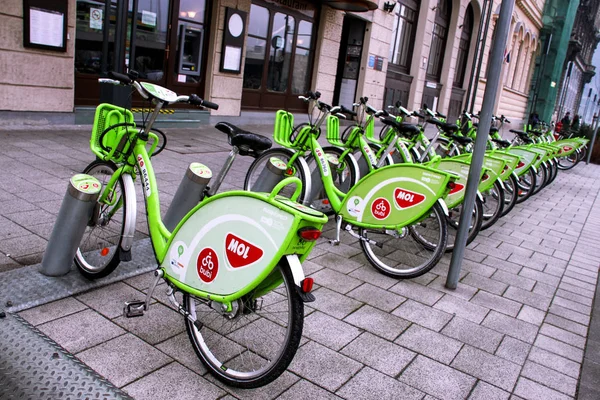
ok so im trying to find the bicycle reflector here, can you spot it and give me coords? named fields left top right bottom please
left=301, top=277, right=314, bottom=293
left=298, top=227, right=322, bottom=241
left=447, top=181, right=456, bottom=190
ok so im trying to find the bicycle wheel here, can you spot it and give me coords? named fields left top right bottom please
left=74, top=160, right=126, bottom=279
left=547, top=158, right=559, bottom=184
left=515, top=168, right=536, bottom=204
left=183, top=263, right=303, bottom=388
left=578, top=146, right=587, bottom=162
left=358, top=202, right=448, bottom=279
left=531, top=162, right=547, bottom=195
left=244, top=148, right=308, bottom=203
left=557, top=152, right=579, bottom=170
left=433, top=137, right=460, bottom=158
left=305, top=146, right=359, bottom=214
left=445, top=197, right=483, bottom=252
left=500, top=174, right=518, bottom=217
left=481, top=180, right=504, bottom=230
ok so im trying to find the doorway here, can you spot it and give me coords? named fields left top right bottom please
left=333, top=16, right=366, bottom=108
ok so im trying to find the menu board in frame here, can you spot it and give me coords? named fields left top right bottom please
left=23, top=0, right=68, bottom=52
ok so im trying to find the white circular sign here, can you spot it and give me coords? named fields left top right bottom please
left=228, top=13, right=243, bottom=37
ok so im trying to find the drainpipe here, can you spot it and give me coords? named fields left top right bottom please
left=469, top=0, right=494, bottom=113
left=464, top=0, right=489, bottom=112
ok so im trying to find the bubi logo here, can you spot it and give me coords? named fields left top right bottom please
left=197, top=248, right=218, bottom=283
left=225, top=233, right=264, bottom=268
left=393, top=188, right=425, bottom=209
left=449, top=183, right=465, bottom=195
left=371, top=197, right=391, bottom=220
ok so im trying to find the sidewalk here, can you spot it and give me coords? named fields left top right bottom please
left=1, top=125, right=599, bottom=399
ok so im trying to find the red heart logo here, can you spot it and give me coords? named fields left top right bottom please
left=225, top=234, right=264, bottom=268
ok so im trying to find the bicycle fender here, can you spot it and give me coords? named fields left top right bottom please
left=477, top=191, right=483, bottom=203
left=530, top=164, right=538, bottom=174
left=437, top=199, right=449, bottom=217
left=295, top=156, right=313, bottom=206
left=120, top=173, right=137, bottom=252
left=285, top=254, right=315, bottom=302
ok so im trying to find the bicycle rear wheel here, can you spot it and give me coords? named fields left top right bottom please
left=557, top=152, right=579, bottom=170
left=481, top=180, right=504, bottom=230
left=74, top=160, right=126, bottom=279
left=359, top=202, right=448, bottom=279
left=515, top=168, right=536, bottom=204
left=500, top=174, right=518, bottom=217
left=445, top=197, right=483, bottom=252
left=531, top=162, right=547, bottom=195
left=183, top=263, right=303, bottom=388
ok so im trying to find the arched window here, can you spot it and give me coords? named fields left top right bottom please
left=388, top=0, right=421, bottom=74
left=453, top=4, right=474, bottom=88
left=426, top=0, right=452, bottom=81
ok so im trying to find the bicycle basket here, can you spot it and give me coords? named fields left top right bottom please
left=273, top=110, right=313, bottom=150
left=90, top=103, right=136, bottom=162
left=326, top=115, right=346, bottom=147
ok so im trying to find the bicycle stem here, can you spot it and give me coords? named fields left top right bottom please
left=207, top=147, right=239, bottom=197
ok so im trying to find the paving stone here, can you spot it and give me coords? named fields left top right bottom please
left=513, top=377, right=572, bottom=400
left=504, top=286, right=552, bottom=311
left=517, top=305, right=546, bottom=326
left=395, top=323, right=463, bottom=364
left=392, top=299, right=452, bottom=332
left=482, top=311, right=538, bottom=344
left=527, top=347, right=581, bottom=379
left=311, top=252, right=363, bottom=274
left=441, top=316, right=503, bottom=353
left=555, top=288, right=594, bottom=306
left=461, top=272, right=508, bottom=296
left=78, top=333, right=173, bottom=388
left=340, top=332, right=415, bottom=377
left=521, top=361, right=578, bottom=397
left=310, top=268, right=362, bottom=294
left=76, top=281, right=148, bottom=319
left=433, top=294, right=489, bottom=324
left=113, top=302, right=185, bottom=345
left=498, top=242, right=535, bottom=258
left=336, top=367, right=424, bottom=400
left=399, top=355, right=476, bottom=400
left=532, top=281, right=557, bottom=298
left=506, top=254, right=545, bottom=271
left=471, top=291, right=522, bottom=317
left=451, top=345, right=520, bottom=391
left=539, top=323, right=587, bottom=349
left=549, top=303, right=590, bottom=326
left=459, top=257, right=497, bottom=277
left=561, top=275, right=596, bottom=292
left=552, top=295, right=592, bottom=315
left=18, top=297, right=87, bottom=326
left=389, top=280, right=444, bottom=306
left=491, top=270, right=535, bottom=291
left=427, top=275, right=478, bottom=301
left=345, top=305, right=411, bottom=341
left=155, top=332, right=207, bottom=375
left=468, top=381, right=510, bottom=400
left=346, top=282, right=406, bottom=312
left=311, top=287, right=364, bottom=319
left=303, top=311, right=361, bottom=351
left=348, top=265, right=400, bottom=289
left=519, top=268, right=561, bottom=287
left=534, top=335, right=584, bottom=363
left=544, top=313, right=588, bottom=337
left=278, top=380, right=341, bottom=400
left=208, top=371, right=300, bottom=400
left=122, top=362, right=225, bottom=399
left=495, top=336, right=531, bottom=365
left=566, top=265, right=598, bottom=279
left=289, top=341, right=362, bottom=392
left=37, top=309, right=126, bottom=353
left=564, top=270, right=597, bottom=285
left=543, top=265, right=566, bottom=278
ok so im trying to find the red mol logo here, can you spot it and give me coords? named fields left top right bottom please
left=449, top=183, right=465, bottom=195
left=563, top=146, right=573, bottom=153
left=197, top=248, right=218, bottom=283
left=516, top=161, right=525, bottom=168
left=225, top=234, right=264, bottom=268
left=371, top=197, right=391, bottom=220
left=394, top=188, right=425, bottom=209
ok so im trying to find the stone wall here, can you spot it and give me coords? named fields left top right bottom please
left=0, top=0, right=76, bottom=112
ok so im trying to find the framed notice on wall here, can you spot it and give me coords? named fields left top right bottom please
left=23, top=0, right=68, bottom=52
left=220, top=8, right=247, bottom=73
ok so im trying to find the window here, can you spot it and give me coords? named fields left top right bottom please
left=243, top=5, right=270, bottom=90
left=388, top=0, right=420, bottom=73
left=267, top=13, right=295, bottom=92
left=453, top=4, right=473, bottom=88
left=426, top=0, right=451, bottom=81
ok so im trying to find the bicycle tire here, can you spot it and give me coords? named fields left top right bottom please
left=183, top=263, right=303, bottom=388
left=557, top=152, right=579, bottom=170
left=515, top=167, right=536, bottom=204
left=74, top=160, right=126, bottom=279
left=244, top=148, right=308, bottom=203
left=358, top=202, right=448, bottom=279
left=99, top=122, right=167, bottom=157
left=481, top=179, right=505, bottom=230
left=500, top=174, right=518, bottom=217
left=547, top=158, right=559, bottom=185
left=531, top=162, right=547, bottom=196
left=445, top=197, right=483, bottom=252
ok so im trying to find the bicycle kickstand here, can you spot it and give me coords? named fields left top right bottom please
left=123, top=269, right=164, bottom=318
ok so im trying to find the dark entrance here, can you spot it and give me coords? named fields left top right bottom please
left=423, top=0, right=451, bottom=110
left=332, top=16, right=366, bottom=108
left=241, top=0, right=317, bottom=111
left=74, top=0, right=210, bottom=106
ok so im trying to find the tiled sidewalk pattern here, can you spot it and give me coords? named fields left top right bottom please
left=2, top=128, right=599, bottom=399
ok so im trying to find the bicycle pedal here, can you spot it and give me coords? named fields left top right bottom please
left=124, top=300, right=145, bottom=318
left=329, top=239, right=340, bottom=246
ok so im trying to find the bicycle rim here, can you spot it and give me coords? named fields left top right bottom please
left=515, top=168, right=536, bottom=204
left=74, top=161, right=125, bottom=278
left=183, top=264, right=303, bottom=388
left=481, top=180, right=504, bottom=230
left=557, top=153, right=578, bottom=170
left=500, top=174, right=518, bottom=217
left=445, top=197, right=483, bottom=252
left=358, top=203, right=448, bottom=278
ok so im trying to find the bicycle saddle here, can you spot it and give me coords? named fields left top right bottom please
left=380, top=117, right=420, bottom=137
left=448, top=134, right=473, bottom=146
left=509, top=129, right=534, bottom=144
left=427, top=118, right=460, bottom=134
left=490, top=127, right=498, bottom=133
left=215, top=122, right=272, bottom=157
left=436, top=112, right=447, bottom=119
left=492, top=138, right=511, bottom=148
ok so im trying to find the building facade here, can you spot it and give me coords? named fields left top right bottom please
left=0, top=0, right=553, bottom=127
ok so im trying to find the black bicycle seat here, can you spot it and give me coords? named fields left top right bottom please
left=490, top=127, right=499, bottom=133
left=509, top=129, right=528, bottom=136
left=380, top=117, right=420, bottom=137
left=436, top=112, right=447, bottom=119
left=428, top=118, right=460, bottom=134
left=215, top=122, right=272, bottom=157
left=509, top=129, right=534, bottom=144
left=448, top=134, right=473, bottom=146
left=492, top=138, right=511, bottom=148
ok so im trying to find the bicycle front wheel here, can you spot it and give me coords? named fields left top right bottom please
left=74, top=160, right=126, bottom=279
left=359, top=202, right=448, bottom=279
left=244, top=148, right=308, bottom=203
left=183, top=263, right=303, bottom=388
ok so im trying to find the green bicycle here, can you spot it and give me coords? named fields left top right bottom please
left=74, top=72, right=328, bottom=388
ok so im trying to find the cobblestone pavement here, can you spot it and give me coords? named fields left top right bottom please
left=1, top=125, right=599, bottom=399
